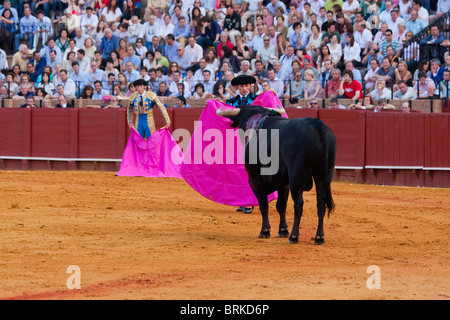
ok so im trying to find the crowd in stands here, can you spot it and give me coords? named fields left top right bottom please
left=0, top=0, right=449, bottom=109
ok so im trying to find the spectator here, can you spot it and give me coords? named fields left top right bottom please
left=92, top=80, right=109, bottom=99
left=15, top=6, right=37, bottom=51
left=101, top=0, right=122, bottom=26
left=197, top=15, right=221, bottom=51
left=415, top=71, right=436, bottom=98
left=387, top=7, right=405, bottom=31
left=159, top=14, right=175, bottom=40
left=174, top=95, right=191, bottom=108
left=430, top=59, right=445, bottom=95
left=56, top=94, right=73, bottom=108
left=289, top=22, right=308, bottom=50
left=338, top=69, right=363, bottom=101
left=99, top=28, right=119, bottom=59
left=267, top=67, right=284, bottom=97
left=122, top=44, right=140, bottom=71
left=123, top=60, right=140, bottom=83
left=302, top=69, right=323, bottom=99
left=185, top=35, right=204, bottom=69
left=394, top=60, right=413, bottom=90
left=419, top=25, right=445, bottom=45
left=364, top=58, right=381, bottom=91
left=139, top=14, right=159, bottom=49
left=0, top=9, right=15, bottom=54
left=327, top=34, right=342, bottom=67
left=63, top=39, right=80, bottom=61
left=368, top=79, right=392, bottom=100
left=439, top=70, right=450, bottom=98
left=412, top=0, right=429, bottom=27
left=12, top=44, right=34, bottom=73
left=172, top=46, right=191, bottom=76
left=393, top=80, right=418, bottom=100
left=237, top=60, right=253, bottom=77
left=401, top=102, right=411, bottom=113
left=380, top=28, right=400, bottom=58
left=55, top=69, right=77, bottom=99
left=241, top=0, right=263, bottom=29
left=375, top=57, right=396, bottom=88
left=374, top=98, right=396, bottom=112
left=300, top=58, right=319, bottom=81
left=329, top=97, right=347, bottom=110
left=223, top=5, right=241, bottom=46
left=202, top=69, right=215, bottom=94
left=69, top=61, right=88, bottom=94
left=406, top=9, right=426, bottom=35
left=319, top=59, right=334, bottom=86
left=80, top=6, right=99, bottom=36
left=348, top=96, right=375, bottom=110
left=157, top=81, right=172, bottom=97
left=354, top=22, right=372, bottom=57
left=20, top=96, right=38, bottom=108
left=253, top=60, right=268, bottom=81
left=173, top=16, right=191, bottom=47
left=193, top=83, right=212, bottom=99
left=254, top=35, right=277, bottom=70
left=385, top=45, right=399, bottom=69
left=249, top=23, right=265, bottom=57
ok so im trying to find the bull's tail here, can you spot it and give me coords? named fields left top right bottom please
left=318, top=121, right=336, bottom=217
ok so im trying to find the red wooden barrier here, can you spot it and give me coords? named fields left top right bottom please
left=423, top=114, right=450, bottom=187
left=365, top=112, right=425, bottom=186
left=1, top=108, right=449, bottom=188
left=317, top=109, right=366, bottom=182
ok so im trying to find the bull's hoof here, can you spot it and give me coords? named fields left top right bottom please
left=288, top=236, right=299, bottom=244
left=314, top=236, right=325, bottom=245
left=258, top=228, right=271, bottom=238
left=277, top=228, right=290, bottom=238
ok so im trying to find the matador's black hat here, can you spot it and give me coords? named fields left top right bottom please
left=231, top=74, right=257, bottom=86
left=133, top=79, right=148, bottom=87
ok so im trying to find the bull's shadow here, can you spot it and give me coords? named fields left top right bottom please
left=217, top=105, right=336, bottom=244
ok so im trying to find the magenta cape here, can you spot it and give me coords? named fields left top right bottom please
left=179, top=90, right=287, bottom=206
left=116, top=127, right=184, bottom=178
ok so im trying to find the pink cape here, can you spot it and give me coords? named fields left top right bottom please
left=116, top=127, right=184, bottom=178
left=180, top=90, right=287, bottom=207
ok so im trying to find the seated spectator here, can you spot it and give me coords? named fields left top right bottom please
left=348, top=96, right=375, bottom=110
left=284, top=71, right=304, bottom=106
left=157, top=81, right=172, bottom=97
left=342, top=33, right=362, bottom=68
left=393, top=80, right=418, bottom=100
left=364, top=58, right=381, bottom=92
left=92, top=80, right=110, bottom=99
left=430, top=58, right=445, bottom=95
left=324, top=68, right=343, bottom=99
left=344, top=61, right=362, bottom=83
left=56, top=94, right=73, bottom=108
left=385, top=45, right=399, bottom=69
left=302, top=69, right=323, bottom=99
left=202, top=69, right=215, bottom=94
left=101, top=0, right=122, bottom=27
left=439, top=70, right=450, bottom=98
left=375, top=57, right=396, bottom=88
left=394, top=60, right=413, bottom=92
left=81, top=85, right=94, bottom=99
left=174, top=95, right=192, bottom=108
left=369, top=79, right=392, bottom=100
left=20, top=96, right=38, bottom=108
left=419, top=25, right=445, bottom=45
left=15, top=83, right=34, bottom=99
left=267, top=67, right=284, bottom=98
left=413, top=60, right=431, bottom=85
left=374, top=98, right=396, bottom=112
left=401, top=102, right=411, bottom=113
left=329, top=97, right=348, bottom=110
left=99, top=28, right=119, bottom=59
left=300, top=58, right=320, bottom=81
left=415, top=71, right=436, bottom=98
left=193, top=83, right=212, bottom=99
left=338, top=69, right=363, bottom=101
left=327, top=34, right=342, bottom=67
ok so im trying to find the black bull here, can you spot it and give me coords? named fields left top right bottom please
left=217, top=105, right=336, bottom=244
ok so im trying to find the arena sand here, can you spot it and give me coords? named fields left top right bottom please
left=0, top=170, right=448, bottom=300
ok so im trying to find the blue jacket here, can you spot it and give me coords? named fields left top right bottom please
left=420, top=33, right=446, bottom=45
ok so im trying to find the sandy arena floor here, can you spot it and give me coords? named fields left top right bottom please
left=0, top=170, right=448, bottom=300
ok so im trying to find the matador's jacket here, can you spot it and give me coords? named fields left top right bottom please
left=127, top=90, right=171, bottom=139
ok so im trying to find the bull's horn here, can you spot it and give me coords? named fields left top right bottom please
left=268, top=107, right=286, bottom=115
left=216, top=106, right=241, bottom=116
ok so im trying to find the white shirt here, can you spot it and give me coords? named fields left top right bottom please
left=418, top=7, right=429, bottom=27
left=159, top=22, right=175, bottom=39
left=387, top=17, right=405, bottom=31
left=343, top=42, right=361, bottom=62
left=80, top=13, right=99, bottom=33
left=245, top=0, right=263, bottom=11
left=184, top=43, right=204, bottom=64
left=56, top=78, right=77, bottom=98
left=379, top=9, right=392, bottom=23
left=354, top=28, right=372, bottom=50
left=342, top=0, right=360, bottom=17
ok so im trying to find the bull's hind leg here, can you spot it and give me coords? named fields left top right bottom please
left=276, top=186, right=290, bottom=238
left=314, top=181, right=327, bottom=245
left=288, top=186, right=304, bottom=244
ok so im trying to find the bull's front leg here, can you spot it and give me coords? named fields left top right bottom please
left=248, top=179, right=271, bottom=238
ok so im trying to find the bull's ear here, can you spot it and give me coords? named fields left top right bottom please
left=216, top=106, right=241, bottom=117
